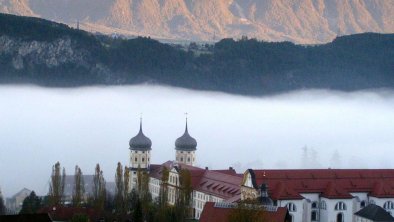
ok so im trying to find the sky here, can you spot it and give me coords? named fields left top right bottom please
left=1, top=85, right=394, bottom=197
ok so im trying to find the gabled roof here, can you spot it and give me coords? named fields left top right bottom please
left=248, top=169, right=394, bottom=200
left=355, top=204, right=394, bottom=221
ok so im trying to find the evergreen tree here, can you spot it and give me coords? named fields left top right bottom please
left=20, top=191, right=41, bottom=214
left=92, top=164, right=106, bottom=211
left=72, top=165, right=85, bottom=207
left=49, top=162, right=66, bottom=206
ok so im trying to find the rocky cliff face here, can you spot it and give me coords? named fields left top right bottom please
left=1, top=0, right=393, bottom=43
left=0, top=36, right=91, bottom=70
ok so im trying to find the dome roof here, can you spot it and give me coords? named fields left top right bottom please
left=175, top=121, right=197, bottom=151
left=129, top=120, right=152, bottom=151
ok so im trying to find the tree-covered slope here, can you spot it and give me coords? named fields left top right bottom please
left=0, top=13, right=393, bottom=95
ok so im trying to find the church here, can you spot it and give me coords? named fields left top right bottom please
left=126, top=119, right=394, bottom=222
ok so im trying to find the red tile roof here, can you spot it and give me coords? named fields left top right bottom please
left=200, top=202, right=289, bottom=222
left=249, top=169, right=394, bottom=199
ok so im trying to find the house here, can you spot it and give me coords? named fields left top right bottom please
left=6, top=188, right=31, bottom=213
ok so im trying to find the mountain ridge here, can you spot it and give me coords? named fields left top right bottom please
left=1, top=13, right=393, bottom=95
left=0, top=0, right=393, bottom=43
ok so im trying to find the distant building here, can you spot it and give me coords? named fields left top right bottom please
left=6, top=188, right=31, bottom=213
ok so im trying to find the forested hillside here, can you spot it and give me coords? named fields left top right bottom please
left=1, top=13, right=393, bottom=95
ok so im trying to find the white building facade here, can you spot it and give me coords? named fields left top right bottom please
left=241, top=169, right=394, bottom=222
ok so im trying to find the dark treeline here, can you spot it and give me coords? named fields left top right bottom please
left=1, top=13, right=393, bottom=95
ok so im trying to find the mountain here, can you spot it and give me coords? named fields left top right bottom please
left=0, top=13, right=394, bottom=95
left=0, top=0, right=393, bottom=43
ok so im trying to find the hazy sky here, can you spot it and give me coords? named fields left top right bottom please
left=1, top=85, right=394, bottom=197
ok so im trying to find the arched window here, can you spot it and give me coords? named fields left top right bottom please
left=311, top=210, right=319, bottom=221
left=360, top=200, right=366, bottom=208
left=312, top=201, right=318, bottom=209
left=384, top=201, right=394, bottom=210
left=286, top=202, right=297, bottom=212
left=336, top=213, right=344, bottom=222
left=320, top=200, right=327, bottom=210
left=335, top=202, right=347, bottom=211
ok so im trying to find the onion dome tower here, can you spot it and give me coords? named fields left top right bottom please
left=129, top=118, right=152, bottom=191
left=175, top=117, right=197, bottom=166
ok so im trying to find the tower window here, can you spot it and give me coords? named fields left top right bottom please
left=142, top=158, right=145, bottom=162
left=187, top=157, right=190, bottom=162
left=135, top=157, right=137, bottom=162
left=143, top=151, right=145, bottom=153
left=188, top=151, right=190, bottom=154
left=181, top=157, right=183, bottom=162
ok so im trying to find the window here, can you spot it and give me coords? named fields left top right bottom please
left=135, top=157, right=137, bottom=162
left=384, top=201, right=394, bottom=210
left=312, top=201, right=318, bottom=209
left=335, top=202, right=347, bottom=211
left=286, top=202, right=297, bottom=212
left=311, top=210, right=318, bottom=221
left=142, top=158, right=145, bottom=162
left=360, top=200, right=366, bottom=208
left=181, top=157, right=183, bottom=162
left=187, top=157, right=190, bottom=162
left=320, top=200, right=327, bottom=209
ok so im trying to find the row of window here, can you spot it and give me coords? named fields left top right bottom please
left=133, top=157, right=150, bottom=162
left=286, top=200, right=394, bottom=213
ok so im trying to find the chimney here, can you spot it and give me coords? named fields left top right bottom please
left=205, top=167, right=209, bottom=170
left=229, top=167, right=233, bottom=170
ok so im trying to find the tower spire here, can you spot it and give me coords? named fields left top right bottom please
left=139, top=113, right=143, bottom=132
left=185, top=112, right=188, bottom=133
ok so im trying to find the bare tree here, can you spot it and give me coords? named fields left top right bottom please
left=124, top=166, right=131, bottom=212
left=114, top=162, right=124, bottom=213
left=72, top=165, right=85, bottom=207
left=49, top=161, right=66, bottom=206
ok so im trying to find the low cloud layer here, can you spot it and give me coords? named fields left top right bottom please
left=1, top=85, right=394, bottom=197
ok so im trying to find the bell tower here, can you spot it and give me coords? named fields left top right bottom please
left=129, top=118, right=152, bottom=191
left=175, top=117, right=197, bottom=166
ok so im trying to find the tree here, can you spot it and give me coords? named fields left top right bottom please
left=158, top=166, right=169, bottom=207
left=123, top=166, right=131, bottom=212
left=92, top=163, right=106, bottom=211
left=114, top=162, right=124, bottom=213
left=0, top=190, right=6, bottom=215
left=49, top=161, right=66, bottom=206
left=71, top=213, right=89, bottom=222
left=228, top=202, right=267, bottom=222
left=72, top=165, right=85, bottom=207
left=173, top=168, right=192, bottom=221
left=20, top=191, right=41, bottom=214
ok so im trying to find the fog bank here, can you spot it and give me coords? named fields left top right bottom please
left=1, top=85, right=394, bottom=197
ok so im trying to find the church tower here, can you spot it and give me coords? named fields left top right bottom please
left=129, top=118, right=152, bottom=191
left=175, top=118, right=197, bottom=166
